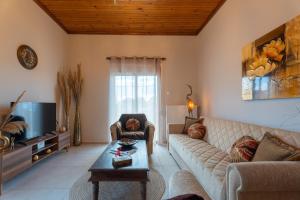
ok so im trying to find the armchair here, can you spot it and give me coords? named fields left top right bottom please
left=110, top=114, right=155, bottom=154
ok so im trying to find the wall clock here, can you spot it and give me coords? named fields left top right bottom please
left=17, top=45, right=38, bottom=70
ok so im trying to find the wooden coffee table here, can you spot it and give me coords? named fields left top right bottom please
left=89, top=140, right=149, bottom=200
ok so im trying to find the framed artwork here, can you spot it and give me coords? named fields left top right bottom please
left=242, top=15, right=300, bottom=100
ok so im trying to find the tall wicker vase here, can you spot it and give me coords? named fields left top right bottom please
left=73, top=104, right=81, bottom=146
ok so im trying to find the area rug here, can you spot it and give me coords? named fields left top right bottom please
left=69, top=169, right=165, bottom=200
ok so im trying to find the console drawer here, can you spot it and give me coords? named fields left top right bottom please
left=2, top=146, right=32, bottom=181
left=58, top=132, right=70, bottom=150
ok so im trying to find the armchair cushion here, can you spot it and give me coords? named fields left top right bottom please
left=119, top=114, right=147, bottom=131
left=120, top=131, right=145, bottom=140
left=125, top=118, right=140, bottom=131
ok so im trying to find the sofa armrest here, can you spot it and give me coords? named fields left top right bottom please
left=110, top=121, right=122, bottom=141
left=226, top=161, right=300, bottom=200
left=169, top=124, right=184, bottom=134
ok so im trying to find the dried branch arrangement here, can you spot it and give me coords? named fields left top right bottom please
left=0, top=91, right=27, bottom=134
left=68, top=64, right=83, bottom=106
left=57, top=70, right=71, bottom=130
left=68, top=64, right=83, bottom=146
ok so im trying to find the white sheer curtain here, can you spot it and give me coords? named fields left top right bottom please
left=109, top=57, right=166, bottom=144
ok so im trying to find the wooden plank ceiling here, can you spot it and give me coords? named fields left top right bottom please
left=34, top=0, right=225, bottom=35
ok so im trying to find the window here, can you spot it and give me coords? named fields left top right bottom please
left=108, top=57, right=166, bottom=143
left=110, top=75, right=159, bottom=139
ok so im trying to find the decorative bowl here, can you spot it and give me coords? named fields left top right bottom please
left=118, top=138, right=137, bottom=147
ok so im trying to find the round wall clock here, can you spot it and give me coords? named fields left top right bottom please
left=17, top=45, right=38, bottom=70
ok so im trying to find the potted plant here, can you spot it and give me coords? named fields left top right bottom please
left=0, top=91, right=27, bottom=150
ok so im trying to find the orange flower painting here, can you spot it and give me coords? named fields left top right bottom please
left=242, top=15, right=300, bottom=100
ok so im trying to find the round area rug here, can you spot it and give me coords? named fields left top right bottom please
left=69, top=169, right=165, bottom=200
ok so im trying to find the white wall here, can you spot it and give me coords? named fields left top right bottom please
left=0, top=0, right=67, bottom=115
left=67, top=35, right=198, bottom=142
left=196, top=0, right=300, bottom=131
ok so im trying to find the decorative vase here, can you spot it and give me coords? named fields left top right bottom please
left=59, top=126, right=67, bottom=133
left=0, top=131, right=10, bottom=151
left=33, top=155, right=39, bottom=161
left=73, top=104, right=81, bottom=146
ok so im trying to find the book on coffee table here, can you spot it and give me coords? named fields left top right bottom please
left=112, top=155, right=132, bottom=168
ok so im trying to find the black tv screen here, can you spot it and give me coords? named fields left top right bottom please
left=12, top=102, right=56, bottom=141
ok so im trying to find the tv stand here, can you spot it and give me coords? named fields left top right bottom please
left=0, top=132, right=70, bottom=195
left=18, top=138, right=40, bottom=146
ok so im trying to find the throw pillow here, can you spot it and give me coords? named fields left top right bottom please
left=125, top=118, right=140, bottom=131
left=230, top=136, right=259, bottom=162
left=187, top=123, right=206, bottom=139
left=252, top=132, right=300, bottom=161
left=168, top=194, right=204, bottom=200
left=182, top=117, right=204, bottom=134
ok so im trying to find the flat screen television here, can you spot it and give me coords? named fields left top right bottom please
left=11, top=102, right=56, bottom=142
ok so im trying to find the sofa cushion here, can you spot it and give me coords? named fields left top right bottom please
left=230, top=136, right=259, bottom=162
left=120, top=131, right=144, bottom=140
left=253, top=132, right=300, bottom=161
left=188, top=123, right=206, bottom=139
left=169, top=134, right=230, bottom=200
left=183, top=117, right=204, bottom=134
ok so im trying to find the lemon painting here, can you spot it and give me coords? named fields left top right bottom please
left=242, top=14, right=300, bottom=100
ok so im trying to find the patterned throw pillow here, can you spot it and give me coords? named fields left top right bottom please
left=230, top=136, right=259, bottom=162
left=187, top=123, right=206, bottom=139
left=182, top=117, right=204, bottom=134
left=125, top=118, right=140, bottom=131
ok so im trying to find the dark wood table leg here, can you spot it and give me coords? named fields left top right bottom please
left=92, top=181, right=99, bottom=200
left=140, top=181, right=146, bottom=200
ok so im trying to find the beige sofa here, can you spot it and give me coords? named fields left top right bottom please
left=168, top=117, right=300, bottom=200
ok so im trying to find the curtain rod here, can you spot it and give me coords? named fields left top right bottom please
left=106, top=56, right=166, bottom=60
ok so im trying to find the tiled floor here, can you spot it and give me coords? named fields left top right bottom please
left=1, top=144, right=180, bottom=200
